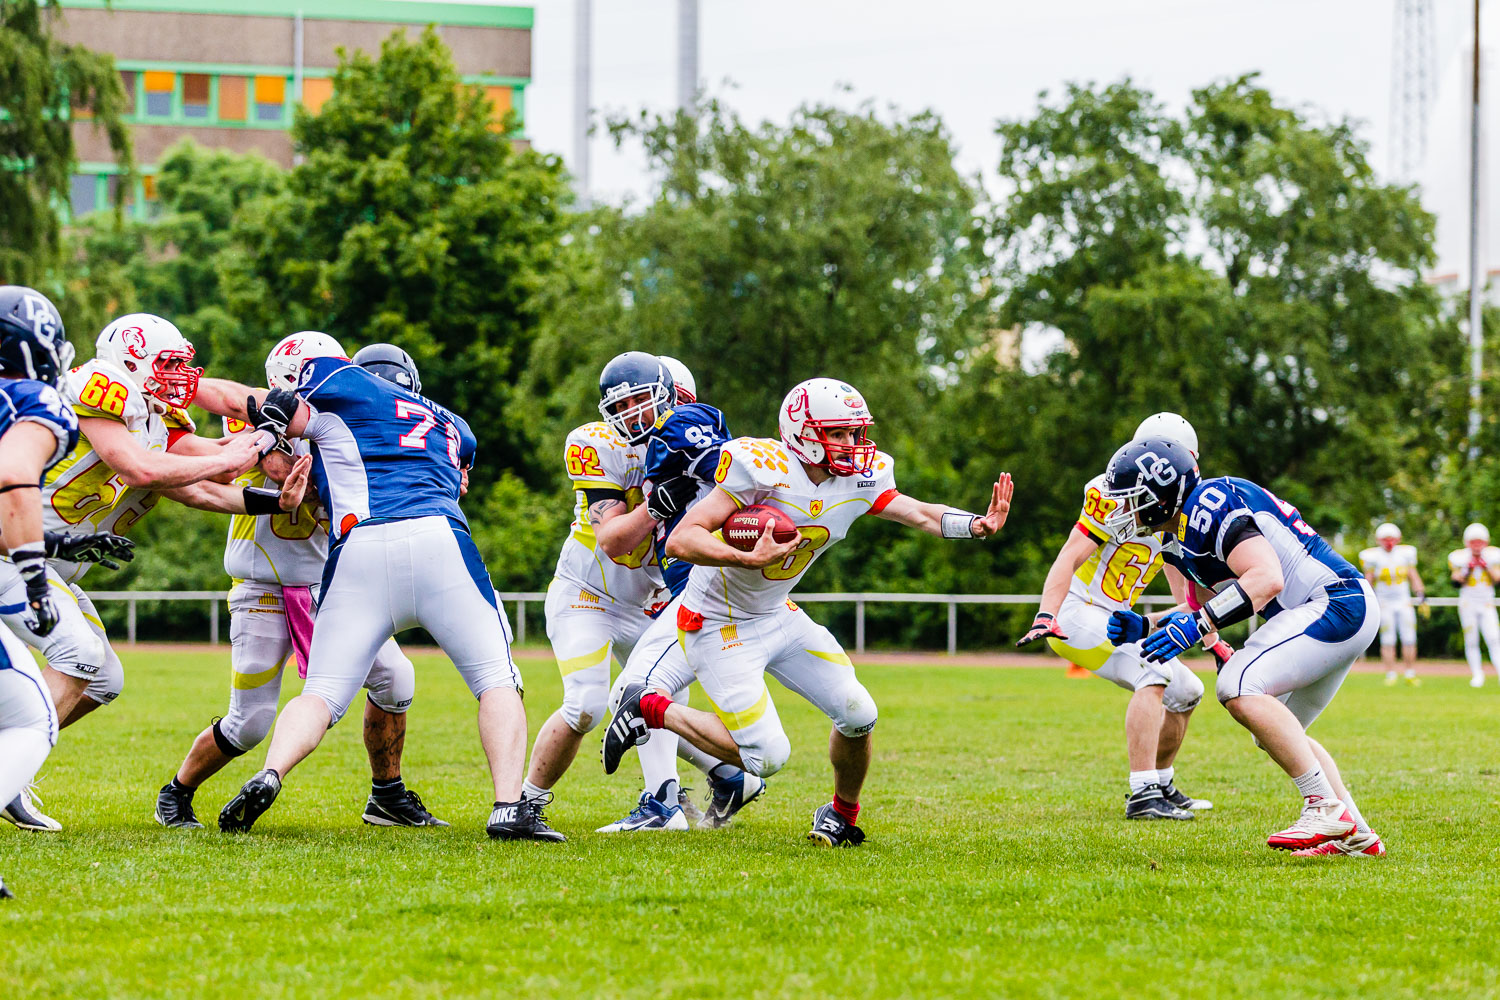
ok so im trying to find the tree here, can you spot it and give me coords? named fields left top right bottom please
left=0, top=0, right=130, bottom=293
left=219, top=27, right=573, bottom=484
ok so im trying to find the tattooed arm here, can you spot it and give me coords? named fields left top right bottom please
left=586, top=488, right=657, bottom=560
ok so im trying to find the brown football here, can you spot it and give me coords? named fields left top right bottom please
left=723, top=504, right=800, bottom=551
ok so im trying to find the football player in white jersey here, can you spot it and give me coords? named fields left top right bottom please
left=1449, top=523, right=1500, bottom=688
left=154, top=334, right=438, bottom=830
left=519, top=353, right=670, bottom=826
left=1358, top=523, right=1426, bottom=686
left=604, top=377, right=1013, bottom=846
left=1017, top=413, right=1223, bottom=820
left=0, top=313, right=303, bottom=830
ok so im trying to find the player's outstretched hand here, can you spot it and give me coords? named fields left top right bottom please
left=277, top=454, right=313, bottom=511
left=971, top=473, right=1013, bottom=538
left=646, top=475, right=699, bottom=522
left=1141, top=611, right=1201, bottom=663
left=1106, top=609, right=1149, bottom=646
left=1016, top=611, right=1067, bottom=647
left=221, top=432, right=265, bottom=476
left=1206, top=638, right=1234, bottom=672
left=740, top=523, right=802, bottom=569
left=45, top=529, right=136, bottom=570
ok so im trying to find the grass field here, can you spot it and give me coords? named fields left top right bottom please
left=2, top=645, right=1498, bottom=999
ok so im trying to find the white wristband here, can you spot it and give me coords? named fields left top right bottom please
left=940, top=511, right=978, bottom=539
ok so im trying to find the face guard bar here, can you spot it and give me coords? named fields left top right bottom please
left=145, top=347, right=203, bottom=408
left=801, top=419, right=877, bottom=477
left=599, top=380, right=671, bottom=444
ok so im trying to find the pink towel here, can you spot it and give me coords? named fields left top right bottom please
left=282, top=585, right=317, bottom=679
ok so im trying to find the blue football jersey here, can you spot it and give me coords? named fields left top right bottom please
left=644, top=402, right=731, bottom=598
left=1166, top=476, right=1360, bottom=618
left=296, top=357, right=476, bottom=539
left=0, top=377, right=79, bottom=477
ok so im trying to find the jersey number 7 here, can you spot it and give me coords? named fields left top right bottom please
left=395, top=399, right=460, bottom=467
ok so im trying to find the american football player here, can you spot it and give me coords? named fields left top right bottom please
left=1450, top=523, right=1500, bottom=688
left=1104, top=439, right=1385, bottom=858
left=604, top=377, right=1013, bottom=846
left=1358, top=523, right=1425, bottom=686
left=1016, top=413, right=1219, bottom=820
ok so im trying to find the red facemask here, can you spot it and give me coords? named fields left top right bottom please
left=801, top=420, right=876, bottom=477
left=146, top=348, right=203, bottom=408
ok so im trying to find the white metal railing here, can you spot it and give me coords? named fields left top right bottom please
left=84, top=590, right=1474, bottom=655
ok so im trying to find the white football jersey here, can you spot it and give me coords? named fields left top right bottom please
left=222, top=418, right=329, bottom=586
left=43, top=358, right=194, bottom=583
left=1359, top=544, right=1417, bottom=603
left=1068, top=473, right=1167, bottom=613
left=1450, top=546, right=1500, bottom=603
left=551, top=421, right=660, bottom=607
left=682, top=436, right=897, bottom=620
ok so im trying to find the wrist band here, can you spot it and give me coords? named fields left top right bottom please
left=940, top=511, right=978, bottom=539
left=1198, top=581, right=1255, bottom=631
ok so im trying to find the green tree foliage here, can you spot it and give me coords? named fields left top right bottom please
left=0, top=0, right=130, bottom=291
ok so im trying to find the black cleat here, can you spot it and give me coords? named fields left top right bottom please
left=1125, top=784, right=1195, bottom=821
left=807, top=802, right=865, bottom=847
left=154, top=782, right=204, bottom=829
left=218, top=769, right=282, bottom=833
left=487, top=795, right=567, bottom=842
left=1161, top=782, right=1213, bottom=812
left=363, top=788, right=450, bottom=827
left=0, top=876, right=13, bottom=900
left=602, top=681, right=652, bottom=775
left=701, top=769, right=766, bottom=830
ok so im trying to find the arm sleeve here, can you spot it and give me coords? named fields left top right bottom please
left=581, top=487, right=628, bottom=505
left=1219, top=515, right=1263, bottom=559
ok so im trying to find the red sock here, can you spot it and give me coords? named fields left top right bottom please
left=832, top=794, right=860, bottom=824
left=640, top=692, right=671, bottom=729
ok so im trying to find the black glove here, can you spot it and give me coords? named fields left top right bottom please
left=246, top=389, right=299, bottom=437
left=646, top=476, right=700, bottom=522
left=12, top=546, right=57, bottom=637
left=44, top=529, right=136, bottom=570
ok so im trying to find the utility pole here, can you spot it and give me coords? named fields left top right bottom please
left=573, top=0, right=592, bottom=208
left=1470, top=0, right=1485, bottom=457
left=1390, top=0, right=1436, bottom=181
left=677, top=0, right=699, bottom=113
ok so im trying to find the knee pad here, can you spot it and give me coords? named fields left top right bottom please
left=559, top=664, right=610, bottom=734
left=1164, top=665, right=1204, bottom=714
left=738, top=730, right=791, bottom=778
left=831, top=682, right=879, bottom=738
left=365, top=651, right=415, bottom=715
left=83, top=646, right=124, bottom=706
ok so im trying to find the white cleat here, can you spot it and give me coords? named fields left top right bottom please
left=1471, top=675, right=1486, bottom=689
left=596, top=792, right=690, bottom=833
left=1266, top=799, right=1356, bottom=851
left=2, top=785, right=61, bottom=832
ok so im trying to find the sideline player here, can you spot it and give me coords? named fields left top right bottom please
left=155, top=333, right=437, bottom=830
left=1358, top=523, right=1425, bottom=687
left=1102, top=438, right=1385, bottom=858
left=218, top=345, right=555, bottom=840
left=604, top=377, right=1013, bottom=846
left=519, top=352, right=669, bottom=827
left=1016, top=413, right=1221, bottom=820
left=0, top=313, right=281, bottom=831
left=595, top=356, right=761, bottom=834
left=1450, top=523, right=1500, bottom=688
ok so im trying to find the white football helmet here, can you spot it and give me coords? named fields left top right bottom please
left=1375, top=523, right=1401, bottom=542
left=1133, top=412, right=1198, bottom=460
left=95, top=313, right=201, bottom=408
left=659, top=355, right=697, bottom=404
left=266, top=331, right=346, bottom=391
left=1465, top=523, right=1490, bottom=545
left=779, top=377, right=876, bottom=477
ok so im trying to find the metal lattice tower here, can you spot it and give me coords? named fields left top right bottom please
left=1390, top=0, right=1437, bottom=181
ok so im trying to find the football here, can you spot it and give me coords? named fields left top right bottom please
left=723, top=504, right=800, bottom=551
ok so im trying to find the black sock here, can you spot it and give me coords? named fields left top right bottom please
left=372, top=776, right=405, bottom=797
left=653, top=779, right=680, bottom=804
left=168, top=777, right=195, bottom=796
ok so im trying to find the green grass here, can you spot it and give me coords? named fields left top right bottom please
left=3, top=646, right=1498, bottom=999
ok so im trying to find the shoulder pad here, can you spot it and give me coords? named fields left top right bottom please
left=67, top=358, right=148, bottom=424
left=163, top=406, right=196, bottom=432
left=725, top=437, right=792, bottom=478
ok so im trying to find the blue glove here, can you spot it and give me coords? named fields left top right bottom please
left=1106, top=610, right=1149, bottom=646
left=1141, top=611, right=1203, bottom=663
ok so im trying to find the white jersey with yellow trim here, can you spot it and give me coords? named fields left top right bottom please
left=1067, top=473, right=1168, bottom=614
left=551, top=421, right=660, bottom=607
left=682, top=436, right=897, bottom=621
left=1450, top=546, right=1500, bottom=604
left=1359, top=544, right=1417, bottom=603
left=222, top=417, right=329, bottom=586
left=42, top=358, right=195, bottom=583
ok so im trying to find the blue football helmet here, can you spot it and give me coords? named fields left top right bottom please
left=0, top=286, right=73, bottom=388
left=352, top=343, right=420, bottom=393
left=1101, top=437, right=1200, bottom=540
left=598, top=351, right=673, bottom=444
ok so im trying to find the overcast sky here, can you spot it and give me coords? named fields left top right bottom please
left=460, top=0, right=1475, bottom=206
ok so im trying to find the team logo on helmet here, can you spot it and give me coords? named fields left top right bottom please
left=785, top=387, right=810, bottom=421
left=121, top=327, right=148, bottom=359
left=1135, top=450, right=1179, bottom=487
left=276, top=337, right=304, bottom=357
left=843, top=396, right=864, bottom=409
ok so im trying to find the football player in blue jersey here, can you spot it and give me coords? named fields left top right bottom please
left=592, top=356, right=762, bottom=833
left=0, top=287, right=135, bottom=898
left=218, top=344, right=558, bottom=841
left=1100, top=439, right=1386, bottom=858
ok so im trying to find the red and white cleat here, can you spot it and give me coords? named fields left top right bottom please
left=1266, top=799, right=1358, bottom=851
left=1291, top=830, right=1386, bottom=858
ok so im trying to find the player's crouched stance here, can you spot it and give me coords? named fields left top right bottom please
left=604, top=378, right=1013, bottom=846
left=217, top=346, right=557, bottom=841
left=1102, top=439, right=1385, bottom=859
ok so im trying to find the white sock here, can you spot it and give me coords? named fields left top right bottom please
left=1129, top=770, right=1156, bottom=795
left=1341, top=794, right=1372, bottom=835
left=521, top=779, right=549, bottom=802
left=1385, top=669, right=1397, bottom=680
left=1292, top=767, right=1336, bottom=806
left=0, top=728, right=52, bottom=807
left=1405, top=668, right=1416, bottom=679
left=1157, top=766, right=1175, bottom=789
